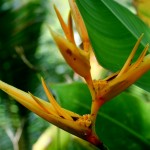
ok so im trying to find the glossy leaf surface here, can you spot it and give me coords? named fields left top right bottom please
left=75, top=0, right=150, bottom=91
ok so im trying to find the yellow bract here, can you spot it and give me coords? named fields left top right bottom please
left=90, top=35, right=150, bottom=123
left=50, top=4, right=92, bottom=80
left=0, top=79, right=92, bottom=140
left=49, top=28, right=91, bottom=78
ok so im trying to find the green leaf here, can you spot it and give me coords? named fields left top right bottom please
left=75, top=0, right=150, bottom=92
left=97, top=92, right=150, bottom=150
left=51, top=82, right=92, bottom=115
left=51, top=82, right=150, bottom=150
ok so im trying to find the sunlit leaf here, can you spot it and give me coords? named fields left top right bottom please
left=33, top=125, right=71, bottom=150
left=75, top=0, right=150, bottom=92
left=133, top=0, right=150, bottom=27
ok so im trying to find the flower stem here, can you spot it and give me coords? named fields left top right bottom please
left=85, top=74, right=95, bottom=100
left=85, top=132, right=109, bottom=150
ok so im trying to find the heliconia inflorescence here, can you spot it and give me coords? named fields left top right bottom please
left=0, top=1, right=150, bottom=149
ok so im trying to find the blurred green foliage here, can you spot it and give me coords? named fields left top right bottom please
left=0, top=0, right=72, bottom=149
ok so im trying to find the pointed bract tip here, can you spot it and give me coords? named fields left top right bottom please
left=48, top=26, right=60, bottom=42
left=53, top=4, right=58, bottom=13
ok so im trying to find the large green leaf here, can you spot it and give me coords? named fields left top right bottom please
left=51, top=82, right=150, bottom=150
left=97, top=93, right=150, bottom=150
left=75, top=0, right=150, bottom=92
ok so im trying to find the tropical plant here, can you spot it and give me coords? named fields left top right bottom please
left=0, top=0, right=150, bottom=149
